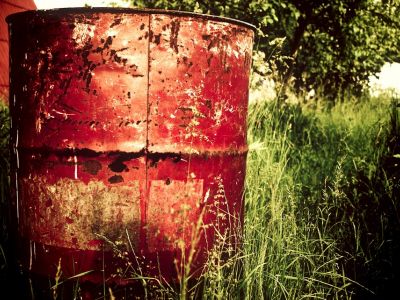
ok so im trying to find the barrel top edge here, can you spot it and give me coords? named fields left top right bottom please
left=5, top=7, right=256, bottom=32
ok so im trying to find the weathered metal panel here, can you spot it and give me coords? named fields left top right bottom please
left=7, top=7, right=254, bottom=295
left=9, top=12, right=149, bottom=151
left=148, top=14, right=252, bottom=153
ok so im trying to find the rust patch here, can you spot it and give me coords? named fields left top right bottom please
left=20, top=177, right=140, bottom=250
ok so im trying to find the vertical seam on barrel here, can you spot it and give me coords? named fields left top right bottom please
left=142, top=12, right=152, bottom=250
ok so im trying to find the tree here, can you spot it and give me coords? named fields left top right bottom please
left=291, top=0, right=400, bottom=101
left=125, top=0, right=400, bottom=102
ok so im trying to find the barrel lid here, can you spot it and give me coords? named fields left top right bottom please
left=6, top=7, right=256, bottom=31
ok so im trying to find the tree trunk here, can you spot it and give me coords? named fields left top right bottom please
left=279, top=10, right=311, bottom=104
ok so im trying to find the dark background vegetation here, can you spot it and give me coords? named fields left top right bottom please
left=127, top=0, right=400, bottom=101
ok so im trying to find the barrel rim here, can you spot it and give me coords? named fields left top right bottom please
left=5, top=7, right=256, bottom=31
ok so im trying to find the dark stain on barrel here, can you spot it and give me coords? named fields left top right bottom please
left=83, top=160, right=102, bottom=175
left=109, top=159, right=128, bottom=173
left=107, top=150, right=145, bottom=172
left=153, top=34, right=161, bottom=45
left=105, top=36, right=113, bottom=48
left=170, top=19, right=180, bottom=53
left=110, top=17, right=122, bottom=28
left=45, top=198, right=53, bottom=207
left=148, top=152, right=182, bottom=168
left=205, top=99, right=212, bottom=109
left=108, top=175, right=124, bottom=184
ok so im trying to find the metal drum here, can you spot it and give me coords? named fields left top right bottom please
left=7, top=7, right=254, bottom=296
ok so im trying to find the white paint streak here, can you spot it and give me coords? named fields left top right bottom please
left=16, top=150, right=19, bottom=169
left=15, top=129, right=19, bottom=169
left=53, top=108, right=75, bottom=120
left=15, top=171, right=19, bottom=224
left=74, top=155, right=78, bottom=180
left=33, top=241, right=36, bottom=261
left=15, top=129, right=19, bottom=148
left=204, top=188, right=210, bottom=203
left=29, top=241, right=33, bottom=270
left=106, top=29, right=118, bottom=37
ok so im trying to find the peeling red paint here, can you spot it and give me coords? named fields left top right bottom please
left=8, top=7, right=254, bottom=293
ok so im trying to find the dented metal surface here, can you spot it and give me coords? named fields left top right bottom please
left=7, top=8, right=254, bottom=288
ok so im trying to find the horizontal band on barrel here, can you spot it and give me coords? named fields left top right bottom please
left=15, top=146, right=249, bottom=157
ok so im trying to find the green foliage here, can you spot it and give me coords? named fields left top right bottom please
left=293, top=0, right=400, bottom=101
left=125, top=0, right=400, bottom=101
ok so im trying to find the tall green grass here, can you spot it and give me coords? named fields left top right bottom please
left=1, top=92, right=399, bottom=299
left=243, top=100, right=353, bottom=299
left=241, top=92, right=399, bottom=299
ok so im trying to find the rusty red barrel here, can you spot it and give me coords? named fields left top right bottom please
left=7, top=7, right=254, bottom=294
